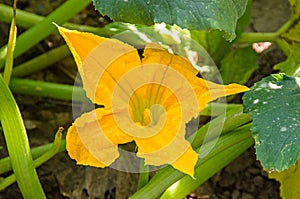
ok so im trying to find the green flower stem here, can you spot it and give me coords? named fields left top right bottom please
left=0, top=0, right=92, bottom=69
left=32, top=128, right=63, bottom=170
left=190, top=106, right=251, bottom=149
left=0, top=175, right=15, bottom=192
left=200, top=103, right=242, bottom=116
left=3, top=1, right=17, bottom=84
left=0, top=4, right=129, bottom=76
left=237, top=32, right=278, bottom=44
left=0, top=128, right=64, bottom=191
left=0, top=3, right=105, bottom=35
left=237, top=14, right=295, bottom=44
left=9, top=78, right=90, bottom=102
left=0, top=75, right=45, bottom=198
left=12, top=45, right=70, bottom=77
left=0, top=3, right=43, bottom=28
left=275, top=38, right=291, bottom=56
left=0, top=139, right=66, bottom=175
left=0, top=3, right=142, bottom=38
left=161, top=124, right=253, bottom=198
left=273, top=13, right=297, bottom=58
left=276, top=14, right=296, bottom=36
left=137, top=158, right=149, bottom=190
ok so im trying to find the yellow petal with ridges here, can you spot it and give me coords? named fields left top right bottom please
left=171, top=145, right=198, bottom=176
left=67, top=124, right=108, bottom=167
left=192, top=78, right=250, bottom=111
left=58, top=26, right=105, bottom=69
left=66, top=108, right=133, bottom=167
left=142, top=43, right=198, bottom=82
left=58, top=27, right=141, bottom=106
left=137, top=135, right=197, bottom=176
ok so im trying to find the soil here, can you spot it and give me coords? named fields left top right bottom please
left=0, top=0, right=291, bottom=198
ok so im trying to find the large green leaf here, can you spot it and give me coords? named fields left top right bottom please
left=92, top=0, right=248, bottom=41
left=220, top=46, right=258, bottom=84
left=243, top=74, right=300, bottom=171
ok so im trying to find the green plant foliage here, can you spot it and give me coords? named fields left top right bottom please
left=220, top=46, right=258, bottom=84
left=190, top=30, right=231, bottom=64
left=281, top=22, right=300, bottom=62
left=1, top=0, right=299, bottom=197
left=92, top=0, right=248, bottom=41
left=130, top=113, right=253, bottom=198
left=190, top=0, right=251, bottom=64
left=282, top=21, right=300, bottom=43
left=160, top=124, right=253, bottom=199
left=274, top=55, right=300, bottom=76
left=235, top=0, right=252, bottom=37
left=106, top=23, right=219, bottom=79
left=243, top=74, right=300, bottom=171
left=0, top=0, right=91, bottom=69
left=0, top=75, right=46, bottom=198
left=289, top=0, right=300, bottom=16
left=269, top=158, right=300, bottom=199
left=275, top=1, right=300, bottom=75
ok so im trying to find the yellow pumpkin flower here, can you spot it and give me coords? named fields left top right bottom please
left=58, top=27, right=249, bottom=176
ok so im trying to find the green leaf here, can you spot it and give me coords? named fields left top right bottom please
left=0, top=75, right=46, bottom=198
left=277, top=3, right=300, bottom=74
left=108, top=23, right=220, bottom=79
left=269, top=158, right=300, bottom=199
left=287, top=42, right=300, bottom=64
left=282, top=21, right=300, bottom=43
left=3, top=0, right=17, bottom=85
left=281, top=19, right=300, bottom=63
left=274, top=55, right=300, bottom=76
left=289, top=0, right=300, bottom=16
left=243, top=74, right=300, bottom=171
left=190, top=0, right=251, bottom=63
left=191, top=30, right=231, bottom=63
left=92, top=0, right=248, bottom=41
left=235, top=0, right=252, bottom=37
left=220, top=46, right=258, bottom=84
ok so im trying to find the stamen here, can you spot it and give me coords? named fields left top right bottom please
left=142, top=108, right=152, bottom=126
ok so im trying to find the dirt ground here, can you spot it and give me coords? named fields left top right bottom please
left=0, top=0, right=291, bottom=198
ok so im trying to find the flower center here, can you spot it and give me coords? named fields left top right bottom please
left=129, top=84, right=167, bottom=126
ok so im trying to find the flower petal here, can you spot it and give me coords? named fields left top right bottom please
left=192, top=78, right=249, bottom=111
left=133, top=104, right=198, bottom=176
left=66, top=108, right=133, bottom=167
left=67, top=125, right=106, bottom=168
left=171, top=145, right=199, bottom=176
left=133, top=95, right=184, bottom=147
left=137, top=135, right=198, bottom=176
left=142, top=43, right=198, bottom=81
left=58, top=27, right=141, bottom=106
left=58, top=26, right=105, bottom=69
